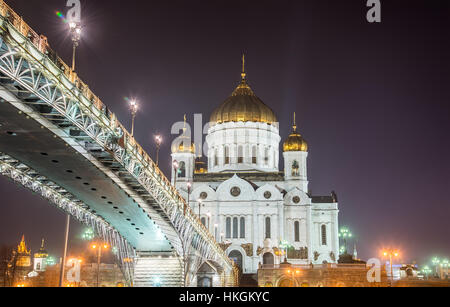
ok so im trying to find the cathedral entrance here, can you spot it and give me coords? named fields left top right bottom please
left=229, top=250, right=243, bottom=270
left=263, top=253, right=274, bottom=265
left=278, top=279, right=294, bottom=287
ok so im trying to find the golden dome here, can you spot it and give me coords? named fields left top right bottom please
left=210, top=55, right=277, bottom=125
left=283, top=113, right=308, bottom=152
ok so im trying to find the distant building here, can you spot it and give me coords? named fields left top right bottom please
left=258, top=263, right=389, bottom=287
left=15, top=235, right=31, bottom=268
left=33, top=239, right=48, bottom=272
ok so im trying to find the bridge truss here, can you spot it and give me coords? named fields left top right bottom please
left=0, top=0, right=236, bottom=286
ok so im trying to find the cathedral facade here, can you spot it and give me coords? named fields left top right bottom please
left=171, top=61, right=339, bottom=274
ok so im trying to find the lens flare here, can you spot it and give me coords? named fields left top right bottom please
left=56, top=11, right=68, bottom=23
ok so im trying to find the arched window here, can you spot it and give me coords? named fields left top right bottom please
left=294, top=221, right=300, bottom=242
left=178, top=161, right=186, bottom=178
left=265, top=217, right=271, bottom=239
left=264, top=148, right=269, bottom=166
left=321, top=225, right=327, bottom=246
left=240, top=217, right=245, bottom=239
left=225, top=147, right=230, bottom=165
left=226, top=217, right=231, bottom=239
left=292, top=160, right=299, bottom=177
left=233, top=217, right=238, bottom=239
left=214, top=149, right=218, bottom=167
left=252, top=146, right=257, bottom=164
left=201, top=217, right=206, bottom=227
left=238, top=146, right=244, bottom=164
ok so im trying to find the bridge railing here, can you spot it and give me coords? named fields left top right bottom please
left=0, top=0, right=232, bottom=267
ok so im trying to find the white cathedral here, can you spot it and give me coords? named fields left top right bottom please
left=171, top=59, right=339, bottom=274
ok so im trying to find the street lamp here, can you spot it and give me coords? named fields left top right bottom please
left=382, top=249, right=400, bottom=282
left=173, top=160, right=179, bottom=187
left=431, top=257, right=441, bottom=276
left=197, top=199, right=203, bottom=223
left=129, top=100, right=138, bottom=137
left=280, top=240, right=292, bottom=263
left=68, top=22, right=82, bottom=72
left=443, top=259, right=449, bottom=279
left=82, top=228, right=95, bottom=241
left=59, top=19, right=82, bottom=289
left=91, top=243, right=109, bottom=287
left=422, top=266, right=432, bottom=280
left=185, top=182, right=192, bottom=216
left=155, top=135, right=163, bottom=166
left=338, top=227, right=353, bottom=254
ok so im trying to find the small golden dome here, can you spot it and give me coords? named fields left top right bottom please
left=210, top=55, right=277, bottom=125
left=171, top=136, right=196, bottom=154
left=283, top=113, right=308, bottom=152
left=195, top=158, right=207, bottom=174
left=172, top=115, right=196, bottom=154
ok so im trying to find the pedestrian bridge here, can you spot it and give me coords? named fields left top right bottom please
left=0, top=0, right=237, bottom=287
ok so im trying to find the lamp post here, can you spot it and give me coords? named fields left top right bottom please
left=442, top=259, right=449, bottom=279
left=432, top=257, right=441, bottom=278
left=129, top=100, right=138, bottom=137
left=59, top=20, right=82, bottom=289
left=59, top=214, right=70, bottom=288
left=382, top=249, right=400, bottom=282
left=186, top=182, right=192, bottom=216
left=82, top=228, right=95, bottom=241
left=338, top=227, right=353, bottom=255
left=422, top=266, right=432, bottom=280
left=91, top=243, right=109, bottom=287
left=197, top=199, right=203, bottom=224
left=173, top=160, right=179, bottom=187
left=155, top=135, right=162, bottom=166
left=280, top=240, right=292, bottom=263
left=68, top=22, right=81, bottom=72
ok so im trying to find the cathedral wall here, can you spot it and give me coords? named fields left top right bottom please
left=206, top=122, right=281, bottom=173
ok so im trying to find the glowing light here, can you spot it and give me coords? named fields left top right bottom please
left=154, top=276, right=162, bottom=287
left=56, top=11, right=68, bottom=23
left=155, top=135, right=163, bottom=146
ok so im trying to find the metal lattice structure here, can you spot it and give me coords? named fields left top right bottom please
left=0, top=0, right=236, bottom=285
left=0, top=153, right=136, bottom=284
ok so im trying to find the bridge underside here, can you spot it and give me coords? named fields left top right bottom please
left=0, top=91, right=172, bottom=252
left=0, top=10, right=238, bottom=286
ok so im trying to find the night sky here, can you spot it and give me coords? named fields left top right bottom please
left=0, top=0, right=448, bottom=265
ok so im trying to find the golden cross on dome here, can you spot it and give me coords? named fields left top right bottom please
left=241, top=53, right=246, bottom=81
left=293, top=112, right=297, bottom=132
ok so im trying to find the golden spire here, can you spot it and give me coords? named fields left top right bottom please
left=17, top=235, right=30, bottom=255
left=293, top=112, right=297, bottom=132
left=183, top=114, right=187, bottom=134
left=41, top=238, right=45, bottom=249
left=241, top=53, right=246, bottom=81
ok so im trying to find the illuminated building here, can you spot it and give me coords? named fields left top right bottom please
left=172, top=56, right=340, bottom=275
left=33, top=239, right=48, bottom=272
left=15, top=235, right=31, bottom=268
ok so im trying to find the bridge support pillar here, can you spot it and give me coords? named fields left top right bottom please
left=133, top=253, right=183, bottom=287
